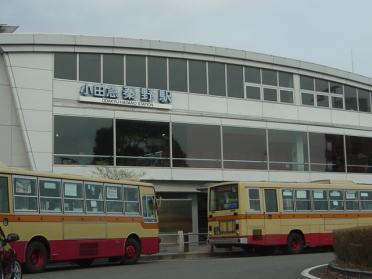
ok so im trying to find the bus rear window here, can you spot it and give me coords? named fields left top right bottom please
left=210, top=184, right=238, bottom=211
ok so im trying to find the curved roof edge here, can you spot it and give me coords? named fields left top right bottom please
left=0, top=33, right=371, bottom=86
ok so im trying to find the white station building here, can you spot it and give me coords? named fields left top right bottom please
left=1, top=31, right=372, bottom=235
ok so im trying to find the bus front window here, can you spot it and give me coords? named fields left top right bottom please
left=210, top=184, right=238, bottom=211
left=0, top=177, right=9, bottom=213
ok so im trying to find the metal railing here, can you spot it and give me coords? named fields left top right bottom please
left=159, top=231, right=208, bottom=253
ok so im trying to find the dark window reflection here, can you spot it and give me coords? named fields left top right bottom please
left=223, top=127, right=267, bottom=169
left=309, top=133, right=345, bottom=172
left=116, top=120, right=170, bottom=167
left=54, top=116, right=113, bottom=165
left=300, top=76, right=314, bottom=91
left=169, top=58, right=187, bottom=92
left=148, top=56, right=167, bottom=90
left=345, top=86, right=358, bottom=111
left=268, top=130, right=308, bottom=171
left=126, top=55, right=146, bottom=88
left=103, top=54, right=123, bottom=85
left=346, top=136, right=372, bottom=173
left=189, top=60, right=207, bottom=94
left=54, top=53, right=77, bottom=80
left=172, top=123, right=221, bottom=168
left=358, top=89, right=371, bottom=112
left=227, top=64, right=243, bottom=98
left=79, top=53, right=101, bottom=82
left=208, top=62, right=226, bottom=96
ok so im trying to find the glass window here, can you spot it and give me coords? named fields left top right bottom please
left=315, top=79, right=329, bottom=93
left=261, top=69, right=277, bottom=86
left=106, top=184, right=123, bottom=214
left=223, top=126, right=267, bottom=170
left=248, top=188, right=260, bottom=212
left=346, top=136, right=372, bottom=173
left=330, top=82, right=343, bottom=94
left=358, top=89, right=370, bottom=112
left=312, top=190, right=328, bottom=211
left=268, top=130, right=308, bottom=171
left=282, top=189, right=294, bottom=211
left=360, top=191, right=372, bottom=210
left=124, top=186, right=140, bottom=214
left=189, top=60, right=207, bottom=94
left=246, top=86, right=261, bottom=100
left=116, top=119, right=170, bottom=167
left=332, top=96, right=343, bottom=109
left=245, top=66, right=261, bottom=84
left=302, top=93, right=314, bottom=106
left=169, top=58, right=187, bottom=92
left=126, top=55, right=146, bottom=88
left=263, top=88, right=277, bottom=102
left=345, top=190, right=359, bottom=211
left=329, top=190, right=344, bottom=210
left=210, top=184, right=238, bottom=211
left=39, top=179, right=62, bottom=213
left=54, top=116, right=113, bottom=165
left=227, top=64, right=243, bottom=98
left=54, top=53, right=77, bottom=80
left=300, top=76, right=314, bottom=91
left=208, top=62, right=226, bottom=96
left=13, top=177, right=37, bottom=212
left=79, top=53, right=101, bottom=82
left=279, top=72, right=293, bottom=88
left=295, top=190, right=311, bottom=211
left=142, top=195, right=157, bottom=222
left=103, top=54, right=123, bottom=85
left=309, top=133, right=345, bottom=172
left=63, top=181, right=84, bottom=213
left=280, top=90, right=294, bottom=103
left=85, top=183, right=104, bottom=213
left=172, top=123, right=221, bottom=168
left=344, top=86, right=358, bottom=111
left=0, top=177, right=9, bottom=213
left=148, top=56, right=167, bottom=90
left=317, top=95, right=329, bottom=107
left=264, top=189, right=278, bottom=212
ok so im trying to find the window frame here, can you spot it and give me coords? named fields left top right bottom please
left=294, top=189, right=312, bottom=212
left=62, top=179, right=84, bottom=214
left=39, top=177, right=62, bottom=213
left=247, top=188, right=261, bottom=212
left=123, top=185, right=141, bottom=216
left=84, top=182, right=105, bottom=215
left=105, top=183, right=124, bottom=215
left=13, top=175, right=38, bottom=213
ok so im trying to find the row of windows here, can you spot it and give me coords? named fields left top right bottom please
left=55, top=53, right=294, bottom=101
left=55, top=53, right=372, bottom=112
left=248, top=188, right=372, bottom=212
left=12, top=175, right=142, bottom=215
left=300, top=75, right=372, bottom=112
left=54, top=116, right=372, bottom=173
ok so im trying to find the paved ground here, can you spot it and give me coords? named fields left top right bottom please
left=24, top=250, right=334, bottom=279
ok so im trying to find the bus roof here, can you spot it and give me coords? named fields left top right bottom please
left=0, top=163, right=154, bottom=188
left=209, top=180, right=372, bottom=190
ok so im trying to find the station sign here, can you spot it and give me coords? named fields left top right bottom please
left=79, top=84, right=172, bottom=110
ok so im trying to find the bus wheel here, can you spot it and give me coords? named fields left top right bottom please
left=123, top=238, right=140, bottom=264
left=25, top=241, right=48, bottom=273
left=287, top=232, right=304, bottom=254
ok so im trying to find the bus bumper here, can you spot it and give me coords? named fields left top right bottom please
left=209, top=237, right=248, bottom=245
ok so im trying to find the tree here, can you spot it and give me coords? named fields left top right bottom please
left=92, top=166, right=146, bottom=180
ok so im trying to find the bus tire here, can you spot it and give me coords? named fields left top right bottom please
left=287, top=232, right=304, bottom=254
left=25, top=241, right=48, bottom=273
left=123, top=238, right=141, bottom=265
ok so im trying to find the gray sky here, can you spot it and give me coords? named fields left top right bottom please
left=2, top=0, right=372, bottom=78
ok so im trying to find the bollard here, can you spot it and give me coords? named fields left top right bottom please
left=177, top=230, right=184, bottom=253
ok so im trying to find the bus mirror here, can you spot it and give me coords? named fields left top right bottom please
left=155, top=196, right=162, bottom=209
left=2, top=218, right=8, bottom=226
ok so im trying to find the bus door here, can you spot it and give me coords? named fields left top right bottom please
left=263, top=189, right=281, bottom=244
left=0, top=175, right=12, bottom=234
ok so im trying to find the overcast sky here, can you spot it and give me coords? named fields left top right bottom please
left=1, top=0, right=372, bottom=78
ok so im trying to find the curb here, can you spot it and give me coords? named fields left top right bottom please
left=328, top=261, right=372, bottom=278
left=301, top=264, right=327, bottom=279
left=142, top=252, right=212, bottom=261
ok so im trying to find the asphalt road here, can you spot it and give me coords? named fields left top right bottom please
left=24, top=251, right=334, bottom=279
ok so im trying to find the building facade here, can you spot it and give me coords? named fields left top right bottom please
left=1, top=33, right=372, bottom=235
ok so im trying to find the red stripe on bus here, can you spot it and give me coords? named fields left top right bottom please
left=11, top=237, right=160, bottom=263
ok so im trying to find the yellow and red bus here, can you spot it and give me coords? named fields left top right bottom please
left=208, top=180, right=372, bottom=253
left=0, top=163, right=159, bottom=273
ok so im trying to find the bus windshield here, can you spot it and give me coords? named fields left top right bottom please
left=210, top=184, right=239, bottom=211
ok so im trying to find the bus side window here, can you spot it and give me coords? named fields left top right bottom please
left=0, top=177, right=9, bottom=213
left=264, top=189, right=278, bottom=212
left=282, top=189, right=294, bottom=211
left=248, top=188, right=261, bottom=212
left=13, top=176, right=38, bottom=212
